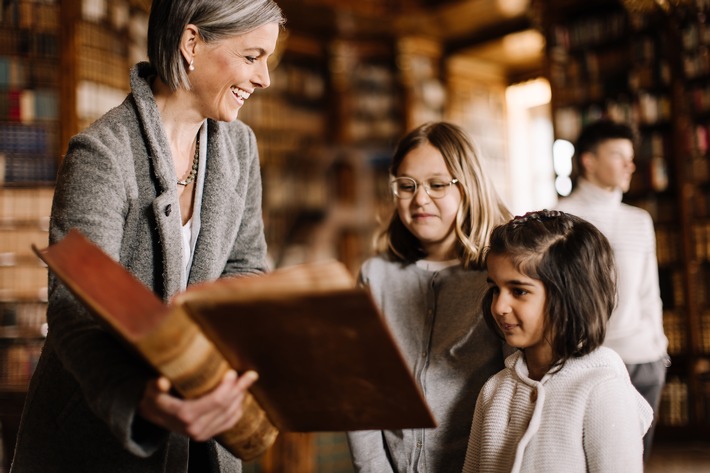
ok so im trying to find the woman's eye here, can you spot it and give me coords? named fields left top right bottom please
left=429, top=182, right=447, bottom=189
left=512, top=288, right=528, bottom=296
left=399, top=184, right=415, bottom=191
left=245, top=56, right=257, bottom=63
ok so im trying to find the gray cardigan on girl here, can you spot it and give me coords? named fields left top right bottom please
left=10, top=63, right=268, bottom=473
left=347, top=255, right=506, bottom=473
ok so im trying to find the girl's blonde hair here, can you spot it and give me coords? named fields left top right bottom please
left=377, top=122, right=511, bottom=269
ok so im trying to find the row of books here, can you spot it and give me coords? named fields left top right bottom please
left=684, top=123, right=710, bottom=157
left=655, top=227, right=683, bottom=266
left=269, top=63, right=326, bottom=102
left=0, top=265, right=48, bottom=301
left=75, top=80, right=126, bottom=124
left=240, top=94, right=325, bottom=136
left=0, top=0, right=58, bottom=32
left=0, top=227, right=48, bottom=261
left=0, top=339, right=43, bottom=391
left=0, top=89, right=59, bottom=122
left=78, top=51, right=129, bottom=92
left=0, top=56, right=58, bottom=89
left=691, top=186, right=710, bottom=217
left=689, top=84, right=710, bottom=115
left=78, top=20, right=127, bottom=57
left=663, top=310, right=687, bottom=355
left=0, top=187, right=53, bottom=225
left=659, top=268, right=684, bottom=309
left=0, top=301, right=46, bottom=338
left=1, top=153, right=57, bottom=184
left=0, top=123, right=56, bottom=154
left=691, top=222, right=710, bottom=260
left=0, top=30, right=58, bottom=59
left=82, top=0, right=131, bottom=30
left=681, top=13, right=710, bottom=51
left=549, top=11, right=626, bottom=51
left=681, top=14, right=710, bottom=79
left=659, top=376, right=689, bottom=426
left=701, top=312, right=710, bottom=353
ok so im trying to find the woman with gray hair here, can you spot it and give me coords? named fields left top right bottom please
left=10, top=1, right=285, bottom=472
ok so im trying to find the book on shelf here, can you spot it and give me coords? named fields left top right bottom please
left=32, top=229, right=435, bottom=460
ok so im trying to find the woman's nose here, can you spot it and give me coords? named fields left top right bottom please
left=253, top=62, right=271, bottom=89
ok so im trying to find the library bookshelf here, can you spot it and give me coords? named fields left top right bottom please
left=540, top=0, right=710, bottom=439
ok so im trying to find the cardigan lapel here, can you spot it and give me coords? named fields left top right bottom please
left=188, top=121, right=243, bottom=285
left=130, top=63, right=185, bottom=299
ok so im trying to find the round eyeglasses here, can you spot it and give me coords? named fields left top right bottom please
left=390, top=177, right=459, bottom=200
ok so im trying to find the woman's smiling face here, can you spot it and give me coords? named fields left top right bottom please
left=190, top=22, right=279, bottom=122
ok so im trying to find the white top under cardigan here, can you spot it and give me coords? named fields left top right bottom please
left=462, top=347, right=653, bottom=473
left=556, top=179, right=668, bottom=364
left=180, top=121, right=208, bottom=289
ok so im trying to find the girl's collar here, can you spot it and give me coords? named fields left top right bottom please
left=415, top=258, right=460, bottom=272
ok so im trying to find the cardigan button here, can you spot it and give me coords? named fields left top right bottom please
left=530, top=390, right=538, bottom=403
left=165, top=205, right=172, bottom=216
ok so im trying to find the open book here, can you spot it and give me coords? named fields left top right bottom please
left=33, top=229, right=436, bottom=460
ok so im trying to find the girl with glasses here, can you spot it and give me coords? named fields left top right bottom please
left=462, top=210, right=652, bottom=473
left=347, top=121, right=511, bottom=473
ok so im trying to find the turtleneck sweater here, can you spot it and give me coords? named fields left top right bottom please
left=462, top=348, right=653, bottom=473
left=555, top=178, right=668, bottom=363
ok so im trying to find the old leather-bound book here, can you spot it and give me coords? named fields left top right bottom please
left=33, top=229, right=436, bottom=460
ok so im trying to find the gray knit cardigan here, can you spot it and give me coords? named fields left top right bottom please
left=10, top=63, right=268, bottom=473
left=347, top=255, right=507, bottom=473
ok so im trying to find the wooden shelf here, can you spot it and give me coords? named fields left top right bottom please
left=543, top=0, right=710, bottom=438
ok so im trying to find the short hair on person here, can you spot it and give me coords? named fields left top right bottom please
left=147, top=0, right=285, bottom=91
left=481, top=210, right=617, bottom=369
left=573, top=119, right=637, bottom=180
left=377, top=121, right=511, bottom=269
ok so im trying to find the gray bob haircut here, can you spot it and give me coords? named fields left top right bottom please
left=147, top=0, right=285, bottom=91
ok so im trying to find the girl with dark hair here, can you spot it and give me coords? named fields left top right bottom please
left=462, top=210, right=652, bottom=473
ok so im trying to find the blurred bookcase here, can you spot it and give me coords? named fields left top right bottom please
left=540, top=0, right=710, bottom=439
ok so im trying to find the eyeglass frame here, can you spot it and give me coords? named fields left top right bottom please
left=390, top=176, right=460, bottom=200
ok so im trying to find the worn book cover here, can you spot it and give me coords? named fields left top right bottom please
left=33, top=229, right=436, bottom=459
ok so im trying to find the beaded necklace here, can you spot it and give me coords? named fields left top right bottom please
left=177, top=134, right=199, bottom=186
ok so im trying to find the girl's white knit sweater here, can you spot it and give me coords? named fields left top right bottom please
left=462, top=347, right=653, bottom=473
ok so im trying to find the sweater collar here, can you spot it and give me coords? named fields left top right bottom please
left=573, top=178, right=623, bottom=209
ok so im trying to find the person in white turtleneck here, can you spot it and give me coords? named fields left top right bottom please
left=555, top=119, right=669, bottom=462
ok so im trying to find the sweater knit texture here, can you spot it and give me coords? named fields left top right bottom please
left=462, top=347, right=653, bottom=473
left=347, top=255, right=506, bottom=473
left=556, top=179, right=668, bottom=364
left=10, top=63, right=267, bottom=473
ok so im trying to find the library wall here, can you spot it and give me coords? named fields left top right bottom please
left=6, top=0, right=708, bottom=470
left=542, top=0, right=710, bottom=438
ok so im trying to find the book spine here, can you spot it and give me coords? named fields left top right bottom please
left=134, top=306, right=278, bottom=460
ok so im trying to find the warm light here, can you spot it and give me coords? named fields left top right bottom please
left=552, top=139, right=574, bottom=176
left=496, top=0, right=530, bottom=16
left=555, top=176, right=572, bottom=196
left=502, top=30, right=545, bottom=60
left=505, top=77, right=550, bottom=108
left=553, top=139, right=574, bottom=197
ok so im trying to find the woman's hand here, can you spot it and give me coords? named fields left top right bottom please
left=138, top=370, right=258, bottom=441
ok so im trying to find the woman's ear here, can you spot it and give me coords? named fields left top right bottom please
left=180, top=24, right=200, bottom=67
